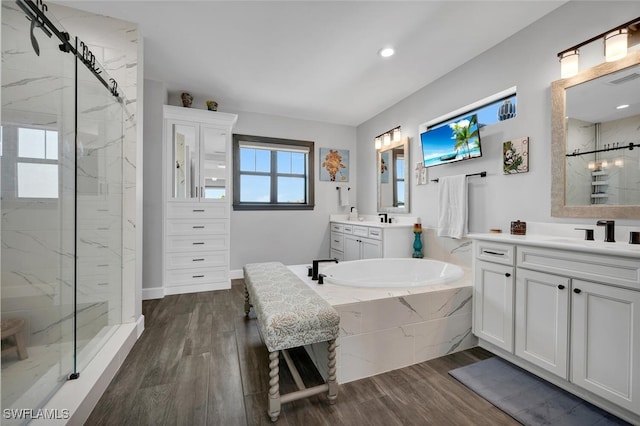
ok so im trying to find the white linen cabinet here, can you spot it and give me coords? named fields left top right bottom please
left=162, top=105, right=237, bottom=295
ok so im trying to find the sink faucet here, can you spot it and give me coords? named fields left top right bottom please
left=596, top=220, right=615, bottom=242
left=378, top=213, right=388, bottom=223
left=311, top=258, right=338, bottom=280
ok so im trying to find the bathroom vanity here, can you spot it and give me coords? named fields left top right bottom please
left=470, top=233, right=640, bottom=423
left=329, top=220, right=413, bottom=261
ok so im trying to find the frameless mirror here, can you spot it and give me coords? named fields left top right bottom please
left=551, top=50, right=640, bottom=218
left=377, top=136, right=410, bottom=214
left=172, top=123, right=197, bottom=199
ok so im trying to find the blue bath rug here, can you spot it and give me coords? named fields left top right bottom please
left=449, top=357, right=630, bottom=425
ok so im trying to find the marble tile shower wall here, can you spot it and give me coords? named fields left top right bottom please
left=1, top=2, right=138, bottom=348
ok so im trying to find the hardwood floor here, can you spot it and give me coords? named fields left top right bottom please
left=87, top=280, right=520, bottom=425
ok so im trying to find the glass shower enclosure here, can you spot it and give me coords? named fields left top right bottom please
left=1, top=0, right=124, bottom=418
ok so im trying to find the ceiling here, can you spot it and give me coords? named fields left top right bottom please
left=57, top=1, right=566, bottom=126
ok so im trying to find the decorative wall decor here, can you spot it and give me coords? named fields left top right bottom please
left=320, top=148, right=349, bottom=182
left=503, top=137, right=529, bottom=174
left=415, top=161, right=427, bottom=185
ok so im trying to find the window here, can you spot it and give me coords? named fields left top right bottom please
left=420, top=87, right=517, bottom=133
left=17, top=127, right=59, bottom=199
left=233, top=134, right=314, bottom=210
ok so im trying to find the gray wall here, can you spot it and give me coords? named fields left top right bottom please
left=356, top=1, right=640, bottom=231
left=142, top=79, right=167, bottom=289
left=227, top=110, right=357, bottom=270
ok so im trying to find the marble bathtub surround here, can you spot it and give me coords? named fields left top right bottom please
left=289, top=263, right=475, bottom=383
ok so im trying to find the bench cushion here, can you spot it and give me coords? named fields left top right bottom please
left=243, top=262, right=340, bottom=352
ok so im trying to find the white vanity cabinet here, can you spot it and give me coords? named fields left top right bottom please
left=329, top=222, right=412, bottom=261
left=471, top=235, right=640, bottom=422
left=571, top=279, right=640, bottom=415
left=162, top=106, right=237, bottom=294
left=514, top=268, right=569, bottom=379
left=472, top=241, right=515, bottom=352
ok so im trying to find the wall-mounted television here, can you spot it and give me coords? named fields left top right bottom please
left=420, top=114, right=482, bottom=168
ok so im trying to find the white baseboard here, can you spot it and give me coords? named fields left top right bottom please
left=230, top=269, right=244, bottom=280
left=163, top=281, right=230, bottom=296
left=142, top=287, right=164, bottom=300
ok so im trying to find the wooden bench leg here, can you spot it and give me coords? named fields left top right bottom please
left=268, top=350, right=281, bottom=422
left=327, top=339, right=338, bottom=404
left=244, top=284, right=251, bottom=317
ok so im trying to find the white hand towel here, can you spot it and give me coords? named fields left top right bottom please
left=339, top=186, right=350, bottom=206
left=437, top=175, right=468, bottom=239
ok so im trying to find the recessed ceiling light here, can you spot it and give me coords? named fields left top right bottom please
left=616, top=104, right=630, bottom=109
left=378, top=47, right=395, bottom=58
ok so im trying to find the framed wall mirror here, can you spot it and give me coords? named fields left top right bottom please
left=551, top=50, right=640, bottom=218
left=377, top=136, right=410, bottom=214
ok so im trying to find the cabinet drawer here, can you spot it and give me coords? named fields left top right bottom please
left=166, top=202, right=228, bottom=219
left=165, top=251, right=228, bottom=269
left=475, top=241, right=515, bottom=266
left=330, top=231, right=344, bottom=252
left=166, top=234, right=229, bottom=252
left=517, top=246, right=640, bottom=290
left=165, top=266, right=228, bottom=287
left=352, top=226, right=368, bottom=237
left=166, top=219, right=229, bottom=235
left=330, top=223, right=344, bottom=233
left=343, top=224, right=354, bottom=234
left=367, top=227, right=382, bottom=240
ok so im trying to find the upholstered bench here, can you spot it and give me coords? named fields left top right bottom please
left=243, top=262, right=340, bottom=422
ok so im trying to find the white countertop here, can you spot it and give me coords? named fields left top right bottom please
left=330, top=219, right=413, bottom=228
left=288, top=263, right=472, bottom=306
left=468, top=232, right=640, bottom=258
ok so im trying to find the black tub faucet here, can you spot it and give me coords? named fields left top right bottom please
left=311, top=258, right=338, bottom=280
left=596, top=220, right=615, bottom=242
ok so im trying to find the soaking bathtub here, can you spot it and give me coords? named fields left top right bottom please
left=320, top=258, right=464, bottom=288
left=289, top=258, right=475, bottom=384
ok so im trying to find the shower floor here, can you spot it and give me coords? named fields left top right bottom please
left=1, top=325, right=117, bottom=417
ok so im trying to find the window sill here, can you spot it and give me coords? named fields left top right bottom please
left=233, top=203, right=314, bottom=211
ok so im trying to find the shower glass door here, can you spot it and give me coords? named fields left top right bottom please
left=1, top=1, right=76, bottom=413
left=74, top=43, right=123, bottom=372
left=1, top=2, right=124, bottom=418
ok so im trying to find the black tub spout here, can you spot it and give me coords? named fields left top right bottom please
left=312, top=258, right=338, bottom=280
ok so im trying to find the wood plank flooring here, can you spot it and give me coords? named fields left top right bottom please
left=87, top=280, right=520, bottom=425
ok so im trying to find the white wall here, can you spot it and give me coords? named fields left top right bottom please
left=357, top=1, right=640, bottom=232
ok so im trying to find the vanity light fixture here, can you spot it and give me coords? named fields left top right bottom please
left=605, top=29, right=628, bottom=62
left=392, top=127, right=402, bottom=143
left=374, top=126, right=402, bottom=150
left=557, top=17, right=639, bottom=78
left=560, top=50, right=580, bottom=78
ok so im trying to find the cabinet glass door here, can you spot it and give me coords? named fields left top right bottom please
left=201, top=126, right=227, bottom=200
left=171, top=122, right=198, bottom=199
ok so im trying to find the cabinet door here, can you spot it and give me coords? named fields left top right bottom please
left=343, top=234, right=360, bottom=261
left=473, top=260, right=515, bottom=352
left=200, top=125, right=228, bottom=201
left=571, top=280, right=640, bottom=415
left=515, top=268, right=570, bottom=379
left=360, top=237, right=382, bottom=260
left=168, top=120, right=200, bottom=200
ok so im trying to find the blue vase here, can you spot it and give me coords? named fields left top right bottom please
left=412, top=231, right=423, bottom=258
